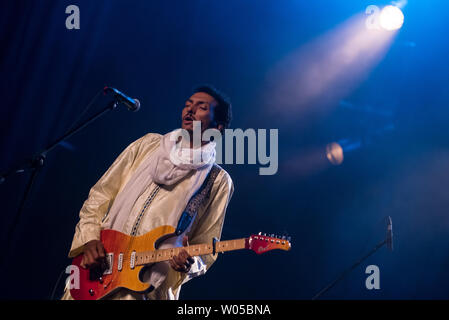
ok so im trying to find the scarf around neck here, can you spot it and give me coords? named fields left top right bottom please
left=101, top=129, right=217, bottom=232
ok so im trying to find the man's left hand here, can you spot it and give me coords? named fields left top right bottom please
left=169, top=236, right=195, bottom=273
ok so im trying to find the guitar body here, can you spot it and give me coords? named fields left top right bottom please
left=68, top=226, right=292, bottom=300
left=70, top=225, right=176, bottom=300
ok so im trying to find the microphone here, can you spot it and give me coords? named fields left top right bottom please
left=104, top=86, right=141, bottom=112
left=386, top=216, right=393, bottom=251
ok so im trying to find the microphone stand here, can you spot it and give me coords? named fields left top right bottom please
left=0, top=98, right=120, bottom=267
left=312, top=218, right=393, bottom=300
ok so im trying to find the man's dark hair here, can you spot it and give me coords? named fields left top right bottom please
left=193, top=85, right=232, bottom=132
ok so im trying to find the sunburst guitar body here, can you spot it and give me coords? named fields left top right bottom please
left=69, top=226, right=291, bottom=300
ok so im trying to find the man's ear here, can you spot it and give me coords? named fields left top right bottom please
left=210, top=117, right=224, bottom=134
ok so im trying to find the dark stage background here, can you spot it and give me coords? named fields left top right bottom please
left=1, top=0, right=448, bottom=299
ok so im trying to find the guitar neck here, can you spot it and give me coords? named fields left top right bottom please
left=135, top=238, right=248, bottom=266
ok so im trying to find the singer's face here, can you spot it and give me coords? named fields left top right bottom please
left=182, top=92, right=218, bottom=133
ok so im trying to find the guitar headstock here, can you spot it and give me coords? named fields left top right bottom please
left=248, top=233, right=292, bottom=254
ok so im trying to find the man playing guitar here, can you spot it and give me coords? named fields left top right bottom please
left=62, top=85, right=233, bottom=300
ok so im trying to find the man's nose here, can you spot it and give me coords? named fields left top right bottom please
left=186, top=105, right=196, bottom=114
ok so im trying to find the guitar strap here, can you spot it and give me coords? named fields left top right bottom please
left=175, top=164, right=221, bottom=236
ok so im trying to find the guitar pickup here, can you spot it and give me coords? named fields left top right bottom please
left=103, top=253, right=114, bottom=275
left=130, top=251, right=136, bottom=270
left=118, top=253, right=124, bottom=271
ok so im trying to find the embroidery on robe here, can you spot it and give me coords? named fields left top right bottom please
left=130, top=184, right=161, bottom=236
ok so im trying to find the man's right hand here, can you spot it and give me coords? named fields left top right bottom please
left=80, top=240, right=106, bottom=269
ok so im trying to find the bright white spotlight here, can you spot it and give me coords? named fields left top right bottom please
left=379, top=5, right=404, bottom=31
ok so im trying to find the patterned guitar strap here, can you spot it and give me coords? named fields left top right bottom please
left=174, top=164, right=221, bottom=236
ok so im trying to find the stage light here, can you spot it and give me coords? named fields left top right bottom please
left=379, top=5, right=404, bottom=31
left=265, top=13, right=397, bottom=120
left=326, top=143, right=344, bottom=166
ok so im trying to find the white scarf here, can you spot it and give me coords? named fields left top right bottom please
left=102, top=129, right=216, bottom=232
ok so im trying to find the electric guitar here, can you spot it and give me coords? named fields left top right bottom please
left=69, top=225, right=292, bottom=300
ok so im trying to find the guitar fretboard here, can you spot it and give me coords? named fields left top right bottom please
left=135, top=238, right=248, bottom=266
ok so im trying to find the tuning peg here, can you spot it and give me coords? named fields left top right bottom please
left=281, top=235, right=286, bottom=240
left=270, top=234, right=274, bottom=237
left=263, top=233, right=267, bottom=236
left=287, top=236, right=291, bottom=242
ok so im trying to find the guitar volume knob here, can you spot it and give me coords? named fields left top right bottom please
left=89, top=289, right=95, bottom=296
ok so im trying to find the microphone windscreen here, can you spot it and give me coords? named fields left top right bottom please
left=132, top=99, right=141, bottom=112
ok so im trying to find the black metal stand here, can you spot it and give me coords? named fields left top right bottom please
left=311, top=239, right=387, bottom=300
left=0, top=99, right=119, bottom=267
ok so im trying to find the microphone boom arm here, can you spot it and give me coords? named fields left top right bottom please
left=0, top=97, right=121, bottom=268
